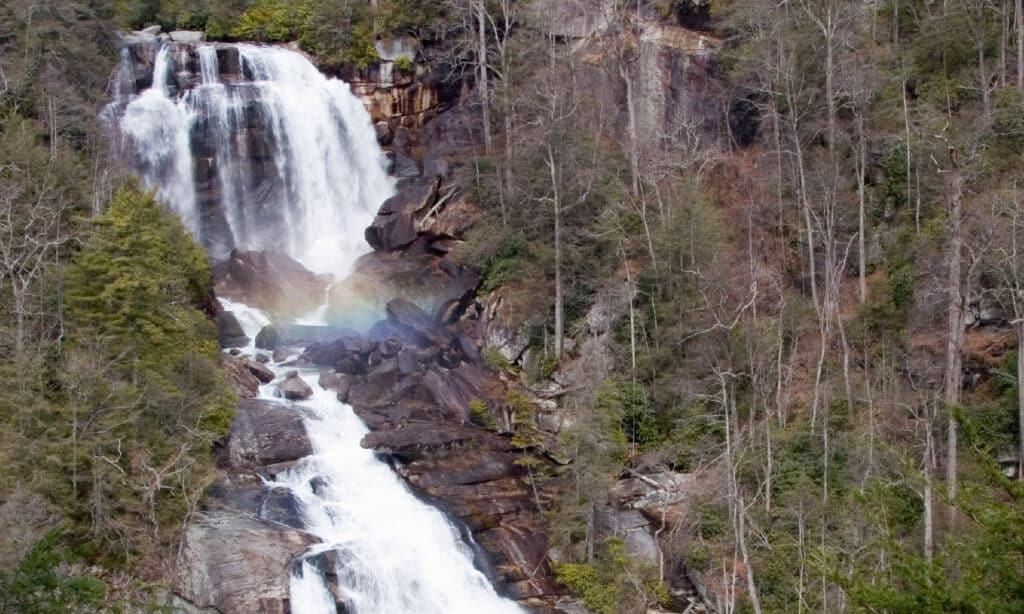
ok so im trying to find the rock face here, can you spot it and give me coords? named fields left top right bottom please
left=217, top=311, right=250, bottom=348
left=364, top=178, right=478, bottom=253
left=175, top=510, right=316, bottom=614
left=175, top=393, right=323, bottom=613
left=303, top=299, right=564, bottom=605
left=221, top=354, right=260, bottom=399
left=225, top=399, right=312, bottom=468
left=326, top=248, right=480, bottom=330
left=213, top=249, right=329, bottom=318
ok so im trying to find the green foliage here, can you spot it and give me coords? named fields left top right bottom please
left=993, top=86, right=1024, bottom=144
left=479, top=235, right=532, bottom=293
left=555, top=539, right=668, bottom=614
left=482, top=346, right=512, bottom=372
left=469, top=399, right=496, bottom=430
left=54, top=183, right=235, bottom=561
left=0, top=531, right=107, bottom=613
left=394, top=56, right=414, bottom=71
left=231, top=0, right=309, bottom=42
left=67, top=182, right=217, bottom=374
left=509, top=391, right=544, bottom=450
left=555, top=560, right=618, bottom=614
left=597, top=380, right=662, bottom=451
left=538, top=354, right=560, bottom=380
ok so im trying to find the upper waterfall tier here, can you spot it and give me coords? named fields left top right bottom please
left=105, top=42, right=395, bottom=277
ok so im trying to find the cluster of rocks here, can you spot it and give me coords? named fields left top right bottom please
left=175, top=398, right=320, bottom=613
left=294, top=297, right=564, bottom=605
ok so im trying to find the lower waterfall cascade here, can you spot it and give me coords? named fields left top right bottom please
left=225, top=301, right=524, bottom=614
left=107, top=41, right=524, bottom=613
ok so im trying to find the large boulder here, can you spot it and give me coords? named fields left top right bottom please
left=254, top=325, right=279, bottom=351
left=245, top=359, right=275, bottom=384
left=174, top=510, right=317, bottom=613
left=213, top=250, right=329, bottom=318
left=277, top=371, right=314, bottom=401
left=361, top=424, right=484, bottom=461
left=220, top=354, right=260, bottom=399
left=386, top=298, right=455, bottom=347
left=365, top=177, right=440, bottom=251
left=225, top=399, right=312, bottom=468
left=218, top=311, right=250, bottom=348
left=325, top=251, right=479, bottom=330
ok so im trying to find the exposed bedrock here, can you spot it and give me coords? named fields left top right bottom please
left=303, top=299, right=565, bottom=606
left=174, top=397, right=319, bottom=613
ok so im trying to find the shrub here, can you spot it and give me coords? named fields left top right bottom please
left=231, top=0, right=309, bottom=42
left=482, top=346, right=512, bottom=371
left=993, top=87, right=1024, bottom=143
left=0, top=531, right=107, bottom=613
left=469, top=399, right=495, bottom=430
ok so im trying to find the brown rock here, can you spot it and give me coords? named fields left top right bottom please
left=225, top=399, right=312, bottom=468
left=174, top=510, right=317, bottom=613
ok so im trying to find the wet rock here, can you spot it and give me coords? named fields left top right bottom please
left=326, top=251, right=479, bottom=329
left=254, top=325, right=280, bottom=351
left=278, top=371, right=313, bottom=401
left=259, top=487, right=304, bottom=529
left=245, top=359, right=275, bottom=384
left=217, top=311, right=250, bottom=348
left=174, top=510, right=317, bottom=614
left=310, top=476, right=330, bottom=496
left=226, top=399, right=312, bottom=468
left=397, top=348, right=419, bottom=375
left=220, top=354, right=259, bottom=399
left=361, top=424, right=483, bottom=461
left=213, top=249, right=329, bottom=318
left=304, top=333, right=368, bottom=369
left=272, top=346, right=301, bottom=363
left=255, top=353, right=271, bottom=364
left=169, top=30, right=205, bottom=43
left=387, top=298, right=455, bottom=348
left=364, top=178, right=440, bottom=251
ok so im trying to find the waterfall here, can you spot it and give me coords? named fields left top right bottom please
left=223, top=299, right=524, bottom=614
left=111, top=43, right=524, bottom=614
left=108, top=43, right=393, bottom=277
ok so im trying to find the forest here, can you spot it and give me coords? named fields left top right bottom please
left=2, top=0, right=1024, bottom=612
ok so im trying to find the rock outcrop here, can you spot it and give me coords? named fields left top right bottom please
left=225, top=399, right=312, bottom=469
left=175, top=510, right=316, bottom=614
left=277, top=371, right=314, bottom=401
left=303, top=299, right=564, bottom=606
left=213, top=249, right=330, bottom=318
left=217, top=310, right=250, bottom=348
left=175, top=393, right=323, bottom=612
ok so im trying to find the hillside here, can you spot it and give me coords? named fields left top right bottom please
left=3, top=1, right=1024, bottom=613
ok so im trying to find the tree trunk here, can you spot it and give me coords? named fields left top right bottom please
left=944, top=164, right=965, bottom=499
left=1017, top=0, right=1024, bottom=93
left=477, top=0, right=492, bottom=152
left=856, top=112, right=869, bottom=303
left=1018, top=318, right=1024, bottom=480
left=548, top=146, right=564, bottom=358
left=979, top=1, right=992, bottom=118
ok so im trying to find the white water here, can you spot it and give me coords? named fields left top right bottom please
left=112, top=41, right=522, bottom=613
left=110, top=43, right=393, bottom=277
left=222, top=299, right=524, bottom=614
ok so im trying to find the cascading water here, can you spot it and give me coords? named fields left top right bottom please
left=109, top=42, right=393, bottom=277
left=110, top=43, right=524, bottom=614
left=223, top=300, right=524, bottom=614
